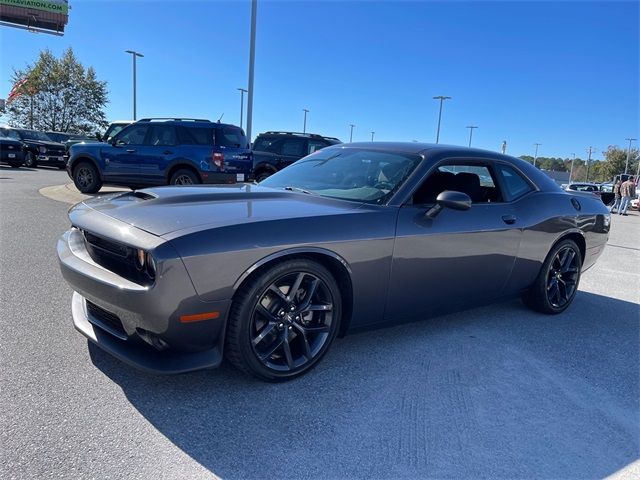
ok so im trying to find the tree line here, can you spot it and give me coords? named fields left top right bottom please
left=519, top=146, right=639, bottom=183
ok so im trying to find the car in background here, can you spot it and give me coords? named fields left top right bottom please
left=0, top=127, right=66, bottom=168
left=67, top=118, right=252, bottom=193
left=0, top=135, right=25, bottom=167
left=57, top=143, right=610, bottom=380
left=251, top=131, right=341, bottom=181
left=45, top=131, right=93, bottom=144
left=631, top=198, right=639, bottom=210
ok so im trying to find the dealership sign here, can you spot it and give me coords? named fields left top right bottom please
left=0, top=0, right=69, bottom=35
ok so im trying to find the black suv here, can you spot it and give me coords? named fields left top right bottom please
left=0, top=127, right=67, bottom=168
left=252, top=131, right=341, bottom=181
left=67, top=118, right=252, bottom=193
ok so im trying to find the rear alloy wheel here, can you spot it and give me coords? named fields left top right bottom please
left=73, top=162, right=103, bottom=194
left=170, top=168, right=201, bottom=186
left=523, top=239, right=582, bottom=314
left=24, top=152, right=37, bottom=168
left=256, top=171, right=274, bottom=182
left=226, top=259, right=341, bottom=381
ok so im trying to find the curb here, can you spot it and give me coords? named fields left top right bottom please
left=39, top=183, right=127, bottom=205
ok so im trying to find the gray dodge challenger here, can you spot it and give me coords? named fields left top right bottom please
left=57, top=143, right=610, bottom=380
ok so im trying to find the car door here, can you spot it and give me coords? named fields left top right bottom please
left=136, top=124, right=178, bottom=185
left=386, top=159, right=522, bottom=321
left=101, top=123, right=149, bottom=182
left=215, top=125, right=251, bottom=181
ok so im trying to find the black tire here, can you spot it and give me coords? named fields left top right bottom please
left=170, top=168, right=201, bottom=186
left=9, top=162, right=22, bottom=168
left=72, top=161, right=102, bottom=194
left=256, top=170, right=274, bottom=182
left=523, top=239, right=582, bottom=314
left=225, top=259, right=342, bottom=381
left=24, top=152, right=37, bottom=168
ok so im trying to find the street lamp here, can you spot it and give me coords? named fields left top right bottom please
left=624, top=138, right=637, bottom=174
left=533, top=143, right=542, bottom=167
left=569, top=153, right=576, bottom=184
left=371, top=131, right=375, bottom=142
left=125, top=50, right=144, bottom=120
left=245, top=0, right=258, bottom=144
left=349, top=124, right=355, bottom=142
left=303, top=108, right=309, bottom=134
left=237, top=88, right=247, bottom=130
left=466, top=125, right=477, bottom=147
left=432, top=95, right=451, bottom=143
left=585, top=146, right=596, bottom=181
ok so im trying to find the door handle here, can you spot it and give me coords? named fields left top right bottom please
left=126, top=149, right=136, bottom=153
left=163, top=150, right=173, bottom=155
left=502, top=214, right=517, bottom=225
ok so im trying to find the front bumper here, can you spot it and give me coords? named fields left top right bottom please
left=38, top=154, right=66, bottom=166
left=57, top=227, right=230, bottom=374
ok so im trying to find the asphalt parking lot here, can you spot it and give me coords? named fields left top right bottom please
left=1, top=166, right=639, bottom=479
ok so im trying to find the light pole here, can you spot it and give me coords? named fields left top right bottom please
left=302, top=108, right=309, bottom=133
left=433, top=95, right=451, bottom=143
left=624, top=138, right=637, bottom=175
left=237, top=88, right=247, bottom=130
left=371, top=131, right=375, bottom=142
left=466, top=125, right=477, bottom=147
left=245, top=0, right=258, bottom=145
left=585, top=146, right=596, bottom=182
left=125, top=50, right=144, bottom=120
left=349, top=124, right=355, bottom=142
left=532, top=143, right=541, bottom=167
left=569, top=153, right=575, bottom=183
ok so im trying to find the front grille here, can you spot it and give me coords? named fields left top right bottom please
left=86, top=300, right=127, bottom=339
left=81, top=230, right=152, bottom=286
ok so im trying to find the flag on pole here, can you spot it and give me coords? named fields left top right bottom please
left=7, top=78, right=29, bottom=104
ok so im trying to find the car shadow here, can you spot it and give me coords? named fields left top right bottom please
left=88, top=292, right=639, bottom=479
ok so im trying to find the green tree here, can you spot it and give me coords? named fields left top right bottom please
left=601, top=145, right=639, bottom=180
left=7, top=48, right=108, bottom=134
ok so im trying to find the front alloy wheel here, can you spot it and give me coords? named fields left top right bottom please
left=226, top=259, right=341, bottom=381
left=523, top=239, right=582, bottom=314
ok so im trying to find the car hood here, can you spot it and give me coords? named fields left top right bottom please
left=23, top=139, right=65, bottom=149
left=75, top=184, right=363, bottom=237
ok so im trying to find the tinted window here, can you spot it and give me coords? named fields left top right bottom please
left=497, top=164, right=534, bottom=200
left=0, top=128, right=21, bottom=141
left=413, top=163, right=502, bottom=204
left=116, top=125, right=148, bottom=145
left=18, top=129, right=51, bottom=141
left=180, top=127, right=215, bottom=145
left=147, top=125, right=176, bottom=146
left=308, top=140, right=327, bottom=155
left=105, top=124, right=129, bottom=142
left=217, top=126, right=246, bottom=148
left=253, top=137, right=281, bottom=153
left=281, top=138, right=305, bottom=156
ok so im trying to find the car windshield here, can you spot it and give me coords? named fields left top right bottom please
left=0, top=129, right=21, bottom=141
left=259, top=147, right=422, bottom=204
left=18, top=129, right=52, bottom=141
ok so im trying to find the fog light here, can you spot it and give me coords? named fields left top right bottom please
left=136, top=328, right=169, bottom=351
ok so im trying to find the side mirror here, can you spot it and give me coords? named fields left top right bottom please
left=426, top=190, right=472, bottom=218
left=95, top=132, right=102, bottom=142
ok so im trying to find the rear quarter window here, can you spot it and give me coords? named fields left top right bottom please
left=179, top=127, right=215, bottom=145
left=497, top=164, right=534, bottom=200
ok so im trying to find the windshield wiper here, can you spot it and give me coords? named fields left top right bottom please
left=284, top=186, right=314, bottom=195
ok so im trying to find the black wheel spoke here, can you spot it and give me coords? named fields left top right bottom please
left=292, top=323, right=312, bottom=359
left=259, top=334, right=285, bottom=361
left=282, top=333, right=294, bottom=368
left=297, top=323, right=330, bottom=334
left=252, top=321, right=277, bottom=346
left=561, top=250, right=576, bottom=272
left=269, top=285, right=288, bottom=303
left=256, top=303, right=278, bottom=322
left=288, top=273, right=305, bottom=301
left=304, top=303, right=332, bottom=312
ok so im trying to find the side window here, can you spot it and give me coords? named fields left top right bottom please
left=179, top=127, right=215, bottom=145
left=146, top=125, right=176, bottom=146
left=308, top=140, right=327, bottom=155
left=412, top=162, right=502, bottom=204
left=115, top=125, right=148, bottom=145
left=496, top=164, right=534, bottom=201
left=216, top=127, right=246, bottom=148
left=280, top=138, right=305, bottom=156
left=253, top=137, right=281, bottom=153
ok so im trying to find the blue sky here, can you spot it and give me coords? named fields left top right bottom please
left=1, top=0, right=638, bottom=159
